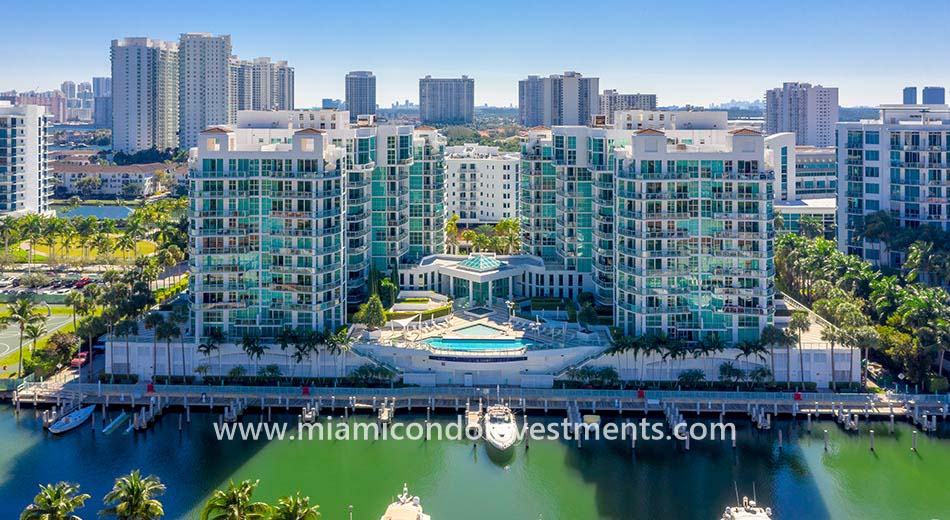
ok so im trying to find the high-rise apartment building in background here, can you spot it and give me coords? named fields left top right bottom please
left=518, top=72, right=599, bottom=127
left=0, top=102, right=52, bottom=215
left=93, top=76, right=112, bottom=129
left=60, top=81, right=76, bottom=100
left=922, top=86, right=946, bottom=105
left=229, top=57, right=295, bottom=120
left=111, top=37, right=179, bottom=153
left=344, top=71, right=376, bottom=123
left=419, top=75, right=474, bottom=125
left=14, top=91, right=68, bottom=124
left=765, top=82, right=839, bottom=147
left=599, top=90, right=657, bottom=124
left=178, top=33, right=231, bottom=149
left=903, top=87, right=917, bottom=104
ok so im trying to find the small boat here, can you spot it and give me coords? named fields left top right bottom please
left=380, top=483, right=431, bottom=520
left=721, top=496, right=772, bottom=520
left=48, top=405, right=95, bottom=434
left=483, top=404, right=519, bottom=452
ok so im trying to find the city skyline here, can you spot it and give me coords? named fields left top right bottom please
left=5, top=0, right=950, bottom=108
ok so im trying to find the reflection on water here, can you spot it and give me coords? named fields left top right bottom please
left=0, top=406, right=946, bottom=519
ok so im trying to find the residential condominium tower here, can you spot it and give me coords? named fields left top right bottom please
left=518, top=72, right=599, bottom=127
left=179, top=33, right=232, bottom=149
left=765, top=82, right=839, bottom=147
left=419, top=76, right=474, bottom=125
left=189, top=125, right=347, bottom=341
left=836, top=104, right=950, bottom=266
left=0, top=102, right=52, bottom=215
left=444, top=143, right=520, bottom=226
left=111, top=37, right=179, bottom=153
left=599, top=90, right=657, bottom=124
left=345, top=71, right=376, bottom=123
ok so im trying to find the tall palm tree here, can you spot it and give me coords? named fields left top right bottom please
left=143, top=313, right=165, bottom=380
left=197, top=330, right=222, bottom=377
left=1, top=297, right=46, bottom=378
left=24, top=322, right=46, bottom=354
left=0, top=215, right=18, bottom=255
left=820, top=327, right=840, bottom=391
left=100, top=470, right=166, bottom=520
left=200, top=480, right=271, bottom=520
left=788, top=311, right=811, bottom=388
left=270, top=492, right=320, bottom=520
left=445, top=213, right=460, bottom=254
left=116, top=319, right=139, bottom=377
left=117, top=233, right=137, bottom=262
left=327, top=327, right=355, bottom=377
left=19, top=214, right=43, bottom=270
left=156, top=321, right=180, bottom=382
left=20, top=482, right=90, bottom=520
left=241, top=333, right=267, bottom=376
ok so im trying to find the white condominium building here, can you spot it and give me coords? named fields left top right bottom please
left=179, top=33, right=232, bottom=149
left=190, top=125, right=347, bottom=341
left=837, top=104, right=950, bottom=266
left=519, top=72, right=599, bottom=127
left=792, top=145, right=837, bottom=199
left=229, top=58, right=294, bottom=122
left=614, top=128, right=776, bottom=343
left=444, top=143, right=520, bottom=225
left=111, top=37, right=179, bottom=153
left=765, top=82, right=839, bottom=147
left=599, top=90, right=657, bottom=124
left=0, top=103, right=52, bottom=215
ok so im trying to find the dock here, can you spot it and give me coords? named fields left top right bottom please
left=7, top=381, right=948, bottom=437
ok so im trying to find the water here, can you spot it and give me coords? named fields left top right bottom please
left=424, top=337, right=531, bottom=350
left=454, top=324, right=506, bottom=336
left=55, top=205, right=134, bottom=219
left=1, top=405, right=948, bottom=519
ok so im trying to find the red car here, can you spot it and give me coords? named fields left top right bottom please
left=70, top=352, right=89, bottom=368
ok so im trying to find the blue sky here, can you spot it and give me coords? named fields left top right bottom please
left=5, top=0, right=949, bottom=108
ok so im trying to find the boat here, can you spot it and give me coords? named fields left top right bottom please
left=47, top=405, right=95, bottom=434
left=721, top=496, right=772, bottom=519
left=380, top=483, right=431, bottom=520
left=483, top=404, right=519, bottom=452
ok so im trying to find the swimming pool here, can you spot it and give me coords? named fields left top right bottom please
left=424, top=337, right=532, bottom=351
left=454, top=324, right=505, bottom=337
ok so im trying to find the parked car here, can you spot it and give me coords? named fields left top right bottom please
left=70, top=352, right=89, bottom=368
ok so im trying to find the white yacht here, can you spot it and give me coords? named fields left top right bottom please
left=721, top=496, right=772, bottom=520
left=380, top=483, right=431, bottom=520
left=483, top=404, right=519, bottom=452
left=47, top=405, right=95, bottom=434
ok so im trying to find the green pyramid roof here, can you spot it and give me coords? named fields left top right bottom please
left=458, top=254, right=502, bottom=272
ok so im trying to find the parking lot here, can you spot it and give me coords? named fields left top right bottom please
left=0, top=272, right=99, bottom=301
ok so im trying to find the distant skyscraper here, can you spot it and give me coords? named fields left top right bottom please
left=178, top=32, right=231, bottom=149
left=419, top=75, right=474, bottom=125
left=345, top=71, right=376, bottom=123
left=60, top=81, right=76, bottom=99
left=599, top=90, right=657, bottom=124
left=111, top=37, right=179, bottom=153
left=518, top=72, right=598, bottom=127
left=92, top=77, right=112, bottom=98
left=322, top=98, right=343, bottom=110
left=765, top=82, right=838, bottom=147
left=0, top=102, right=52, bottom=215
left=922, top=86, right=946, bottom=104
left=77, top=82, right=92, bottom=95
left=229, top=57, right=294, bottom=120
left=903, top=86, right=917, bottom=104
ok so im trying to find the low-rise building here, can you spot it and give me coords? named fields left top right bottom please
left=52, top=161, right=185, bottom=197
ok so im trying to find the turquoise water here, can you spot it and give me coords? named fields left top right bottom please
left=454, top=324, right=505, bottom=337
left=425, top=337, right=529, bottom=351
left=57, top=205, right=134, bottom=219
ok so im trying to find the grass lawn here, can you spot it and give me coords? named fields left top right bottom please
left=0, top=305, right=101, bottom=377
left=24, top=238, right=156, bottom=259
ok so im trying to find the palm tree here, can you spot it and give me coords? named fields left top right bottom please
left=445, top=213, right=460, bottom=254
left=117, top=233, right=137, bottom=262
left=759, top=325, right=785, bottom=378
left=240, top=333, right=267, bottom=376
left=100, top=470, right=166, bottom=520
left=20, top=482, right=90, bottom=520
left=270, top=492, right=320, bottom=520
left=64, top=290, right=84, bottom=331
left=143, top=313, right=165, bottom=380
left=0, top=297, right=46, bottom=378
left=19, top=214, right=43, bottom=269
left=115, top=319, right=139, bottom=377
left=156, top=321, right=180, bottom=382
left=820, top=326, right=840, bottom=391
left=788, top=311, right=811, bottom=388
left=0, top=215, right=18, bottom=255
left=200, top=480, right=271, bottom=520
left=327, top=327, right=355, bottom=377
left=197, top=331, right=222, bottom=377
left=25, top=322, right=46, bottom=354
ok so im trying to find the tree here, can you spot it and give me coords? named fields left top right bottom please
left=820, top=326, right=841, bottom=391
left=788, top=311, right=811, bottom=388
left=241, top=333, right=267, bottom=375
left=718, top=362, right=746, bottom=386
left=759, top=325, right=788, bottom=378
left=270, top=492, right=320, bottom=520
left=24, top=323, right=46, bottom=353
left=198, top=329, right=224, bottom=377
left=76, top=174, right=103, bottom=198
left=115, top=320, right=139, bottom=377
left=445, top=214, right=460, bottom=254
left=0, top=297, right=46, bottom=377
left=200, top=480, right=271, bottom=520
left=577, top=303, right=599, bottom=331
left=677, top=369, right=705, bottom=387
left=354, top=294, right=387, bottom=330
left=20, top=482, right=90, bottom=520
left=143, top=313, right=165, bottom=380
left=100, top=470, right=166, bottom=520
left=798, top=215, right=824, bottom=239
